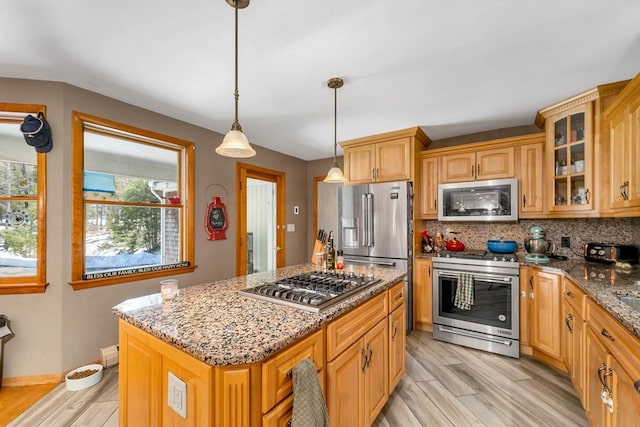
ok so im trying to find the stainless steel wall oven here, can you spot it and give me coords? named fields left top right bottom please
left=432, top=252, right=520, bottom=358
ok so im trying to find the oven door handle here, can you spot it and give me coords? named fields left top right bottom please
left=437, top=326, right=513, bottom=346
left=436, top=271, right=514, bottom=284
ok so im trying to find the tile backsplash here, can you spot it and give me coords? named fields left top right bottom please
left=420, top=217, right=640, bottom=258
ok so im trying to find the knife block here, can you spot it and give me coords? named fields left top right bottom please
left=311, top=240, right=324, bottom=264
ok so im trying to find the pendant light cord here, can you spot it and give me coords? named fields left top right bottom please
left=333, top=85, right=338, bottom=162
left=232, top=1, right=242, bottom=131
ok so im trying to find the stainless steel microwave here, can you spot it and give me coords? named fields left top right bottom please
left=438, top=178, right=518, bottom=221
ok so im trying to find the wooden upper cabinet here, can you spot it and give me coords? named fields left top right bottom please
left=517, top=139, right=545, bottom=217
left=441, top=147, right=514, bottom=183
left=344, top=144, right=376, bottom=184
left=417, top=155, right=438, bottom=219
left=603, top=72, right=640, bottom=213
left=535, top=80, right=628, bottom=216
left=375, top=138, right=412, bottom=182
left=341, top=127, right=431, bottom=185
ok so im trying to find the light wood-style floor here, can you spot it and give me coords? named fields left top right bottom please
left=7, top=331, right=588, bottom=426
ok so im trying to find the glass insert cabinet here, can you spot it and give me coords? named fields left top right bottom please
left=551, top=105, right=591, bottom=209
left=535, top=81, right=628, bottom=215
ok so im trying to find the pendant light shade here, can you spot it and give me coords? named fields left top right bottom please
left=216, top=0, right=256, bottom=158
left=324, top=77, right=347, bottom=184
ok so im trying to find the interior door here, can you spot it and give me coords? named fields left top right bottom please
left=236, top=163, right=285, bottom=276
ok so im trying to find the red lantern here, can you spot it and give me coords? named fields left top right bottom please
left=205, top=196, right=228, bottom=240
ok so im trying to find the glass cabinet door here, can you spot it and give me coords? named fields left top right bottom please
left=551, top=107, right=590, bottom=209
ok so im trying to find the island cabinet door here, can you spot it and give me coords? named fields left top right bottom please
left=363, top=318, right=389, bottom=426
left=119, top=323, right=162, bottom=427
left=388, top=303, right=406, bottom=392
left=327, top=338, right=366, bottom=427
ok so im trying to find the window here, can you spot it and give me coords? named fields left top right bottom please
left=0, top=103, right=47, bottom=294
left=71, top=112, right=195, bottom=290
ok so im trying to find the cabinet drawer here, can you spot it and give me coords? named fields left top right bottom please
left=562, top=277, right=585, bottom=315
left=327, top=292, right=387, bottom=361
left=262, top=329, right=324, bottom=413
left=586, top=298, right=640, bottom=379
left=262, top=370, right=325, bottom=427
left=262, top=394, right=293, bottom=427
left=388, top=280, right=405, bottom=312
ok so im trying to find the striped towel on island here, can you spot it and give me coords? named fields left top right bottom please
left=454, top=273, right=474, bottom=310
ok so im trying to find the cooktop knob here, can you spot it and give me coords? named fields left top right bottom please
left=493, top=256, right=499, bottom=261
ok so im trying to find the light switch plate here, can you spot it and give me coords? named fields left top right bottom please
left=287, top=224, right=295, bottom=232
left=168, top=371, right=187, bottom=418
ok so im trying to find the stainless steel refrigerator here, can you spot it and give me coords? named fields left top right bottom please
left=338, top=181, right=413, bottom=331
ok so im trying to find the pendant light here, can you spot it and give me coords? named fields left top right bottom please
left=324, top=77, right=347, bottom=183
left=216, top=0, right=256, bottom=158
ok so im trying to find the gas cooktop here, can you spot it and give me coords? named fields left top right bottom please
left=433, top=249, right=520, bottom=268
left=240, top=271, right=381, bottom=313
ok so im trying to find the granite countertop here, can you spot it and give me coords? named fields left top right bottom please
left=416, top=253, right=640, bottom=340
left=523, top=258, right=640, bottom=339
left=113, top=263, right=406, bottom=366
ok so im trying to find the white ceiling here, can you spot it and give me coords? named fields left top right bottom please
left=1, top=1, right=639, bottom=161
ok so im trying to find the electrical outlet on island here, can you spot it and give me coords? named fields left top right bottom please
left=561, top=236, right=571, bottom=248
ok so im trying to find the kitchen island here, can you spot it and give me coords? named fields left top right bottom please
left=113, top=263, right=406, bottom=427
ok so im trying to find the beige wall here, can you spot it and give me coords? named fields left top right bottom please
left=0, top=77, right=309, bottom=379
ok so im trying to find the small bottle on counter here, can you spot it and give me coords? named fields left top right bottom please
left=327, top=236, right=336, bottom=270
left=336, top=250, right=344, bottom=270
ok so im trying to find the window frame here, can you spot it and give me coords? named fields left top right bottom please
left=70, top=111, right=195, bottom=290
left=0, top=103, right=47, bottom=294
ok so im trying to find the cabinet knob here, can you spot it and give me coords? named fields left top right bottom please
left=566, top=291, right=574, bottom=299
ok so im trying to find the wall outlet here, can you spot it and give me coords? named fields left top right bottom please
left=168, top=372, right=187, bottom=418
left=561, top=236, right=571, bottom=248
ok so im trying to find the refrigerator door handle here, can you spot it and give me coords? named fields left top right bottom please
left=361, top=194, right=368, bottom=247
left=367, top=193, right=374, bottom=247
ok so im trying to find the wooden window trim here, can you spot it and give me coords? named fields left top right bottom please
left=70, top=111, right=196, bottom=290
left=0, top=103, right=47, bottom=294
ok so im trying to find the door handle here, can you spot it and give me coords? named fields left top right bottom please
left=361, top=348, right=369, bottom=373
left=523, top=194, right=526, bottom=207
left=274, top=246, right=282, bottom=251
left=565, top=313, right=573, bottom=333
left=476, top=163, right=480, bottom=176
left=601, top=328, right=615, bottom=341
left=471, top=164, right=475, bottom=177
left=392, top=322, right=397, bottom=340
left=598, top=363, right=607, bottom=387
